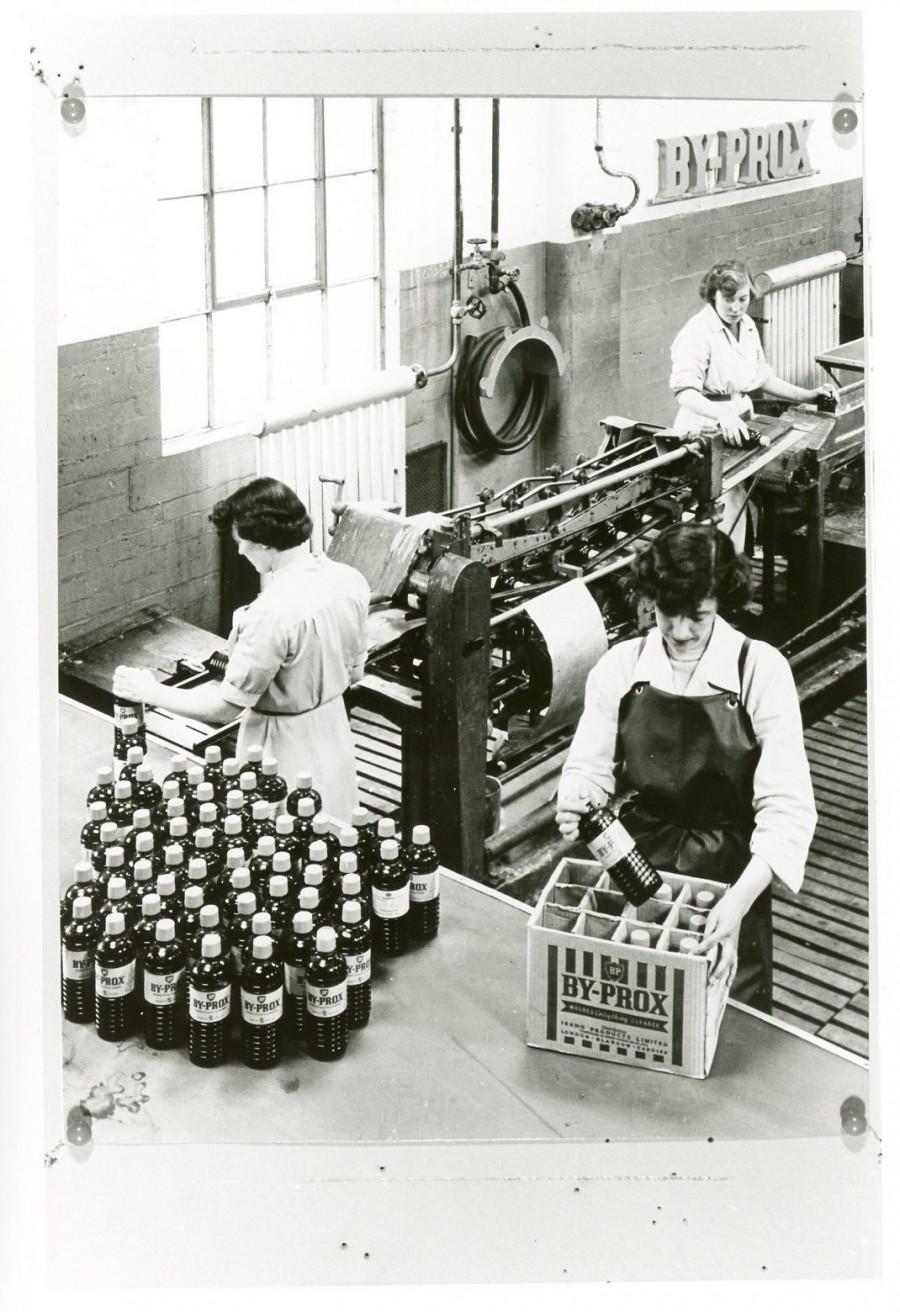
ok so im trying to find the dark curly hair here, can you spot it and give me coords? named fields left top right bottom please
left=699, top=259, right=759, bottom=304
left=209, top=477, right=313, bottom=550
left=629, top=522, right=753, bottom=615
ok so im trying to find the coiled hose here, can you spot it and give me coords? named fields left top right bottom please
left=454, top=282, right=551, bottom=456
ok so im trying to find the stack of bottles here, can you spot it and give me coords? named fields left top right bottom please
left=61, top=734, right=442, bottom=1071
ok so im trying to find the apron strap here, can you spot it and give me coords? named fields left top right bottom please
left=737, top=636, right=752, bottom=701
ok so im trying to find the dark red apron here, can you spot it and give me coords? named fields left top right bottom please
left=615, top=637, right=773, bottom=1011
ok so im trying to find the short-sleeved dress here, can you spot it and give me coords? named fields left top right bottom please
left=669, top=302, right=774, bottom=434
left=219, top=553, right=370, bottom=823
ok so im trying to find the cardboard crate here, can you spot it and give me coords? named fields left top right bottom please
left=526, top=858, right=732, bottom=1079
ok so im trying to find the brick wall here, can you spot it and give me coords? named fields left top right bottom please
left=399, top=178, right=864, bottom=493
left=57, top=328, right=256, bottom=649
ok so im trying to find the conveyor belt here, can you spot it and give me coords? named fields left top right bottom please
left=772, top=691, right=869, bottom=1056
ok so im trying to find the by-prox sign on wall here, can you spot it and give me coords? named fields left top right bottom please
left=655, top=119, right=813, bottom=202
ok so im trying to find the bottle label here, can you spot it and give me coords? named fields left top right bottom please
left=306, top=980, right=347, bottom=1017
left=144, top=968, right=184, bottom=1007
left=409, top=867, right=440, bottom=903
left=284, top=961, right=307, bottom=997
left=114, top=700, right=145, bottom=729
left=96, top=959, right=135, bottom=998
left=189, top=984, right=231, bottom=1024
left=241, top=987, right=283, bottom=1025
left=344, top=949, right=371, bottom=984
left=62, top=947, right=93, bottom=981
left=371, top=883, right=410, bottom=919
left=586, top=819, right=635, bottom=870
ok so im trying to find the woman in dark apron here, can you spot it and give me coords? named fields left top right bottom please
left=556, top=522, right=817, bottom=1012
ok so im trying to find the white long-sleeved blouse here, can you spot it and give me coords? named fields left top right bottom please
left=558, top=616, right=817, bottom=893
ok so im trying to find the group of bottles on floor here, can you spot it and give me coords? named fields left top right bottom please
left=61, top=724, right=441, bottom=1071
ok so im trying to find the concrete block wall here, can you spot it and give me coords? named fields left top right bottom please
left=399, top=178, right=863, bottom=489
left=58, top=328, right=257, bottom=649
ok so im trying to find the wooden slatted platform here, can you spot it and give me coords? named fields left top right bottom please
left=772, top=692, right=869, bottom=1056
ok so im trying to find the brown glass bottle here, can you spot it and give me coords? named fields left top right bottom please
left=577, top=804, right=662, bottom=906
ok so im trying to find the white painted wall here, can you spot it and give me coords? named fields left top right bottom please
left=58, top=95, right=863, bottom=347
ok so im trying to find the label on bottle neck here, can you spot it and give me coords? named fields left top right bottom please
left=189, top=984, right=231, bottom=1023
left=344, top=949, right=371, bottom=983
left=241, top=987, right=283, bottom=1025
left=585, top=818, right=635, bottom=870
left=306, top=980, right=347, bottom=1017
left=283, top=961, right=307, bottom=997
left=409, top=867, right=440, bottom=902
left=372, top=884, right=410, bottom=918
left=144, top=968, right=184, bottom=1007
left=114, top=700, right=145, bottom=730
left=62, top=947, right=94, bottom=980
left=96, top=959, right=135, bottom=998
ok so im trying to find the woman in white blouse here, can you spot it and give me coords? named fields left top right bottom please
left=556, top=522, right=816, bottom=1012
left=669, top=259, right=834, bottom=547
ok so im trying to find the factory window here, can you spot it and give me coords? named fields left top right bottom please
left=156, top=97, right=383, bottom=451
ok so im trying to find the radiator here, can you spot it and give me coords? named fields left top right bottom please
left=755, top=251, right=847, bottom=389
left=253, top=367, right=416, bottom=554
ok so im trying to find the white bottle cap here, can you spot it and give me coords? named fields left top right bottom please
left=679, top=936, right=701, bottom=954
left=165, top=843, right=185, bottom=865
left=351, top=807, right=371, bottom=827
left=339, top=852, right=358, bottom=874
left=170, top=755, right=188, bottom=773
left=223, top=758, right=240, bottom=777
left=157, top=873, right=176, bottom=896
left=247, top=745, right=264, bottom=762
left=72, top=897, right=93, bottom=920
left=132, top=808, right=151, bottom=828
left=630, top=929, right=652, bottom=947
left=107, top=877, right=127, bottom=899
left=655, top=883, right=673, bottom=902
left=105, top=912, right=125, bottom=936
left=696, top=891, right=716, bottom=909
left=104, top=847, right=125, bottom=869
left=201, top=933, right=222, bottom=958
left=226, top=789, right=245, bottom=810
left=166, top=798, right=185, bottom=818
left=236, top=891, right=257, bottom=915
left=100, top=822, right=119, bottom=843
left=197, top=803, right=217, bottom=824
left=252, top=911, right=272, bottom=935
left=342, top=873, right=362, bottom=896
left=196, top=783, right=214, bottom=802
left=276, top=815, right=294, bottom=834
left=127, top=747, right=144, bottom=766
left=312, top=816, right=330, bottom=835
left=296, top=798, right=317, bottom=818
left=273, top=852, right=291, bottom=873
left=262, top=758, right=279, bottom=775
left=88, top=801, right=107, bottom=821
left=205, top=746, right=223, bottom=765
left=240, top=771, right=258, bottom=791
left=199, top=905, right=220, bottom=928
left=224, top=816, right=243, bottom=835
left=169, top=817, right=189, bottom=838
left=380, top=839, right=399, bottom=861
left=74, top=861, right=93, bottom=883
left=156, top=919, right=176, bottom=942
left=133, top=859, right=153, bottom=882
left=252, top=935, right=273, bottom=960
left=293, top=910, right=314, bottom=934
left=339, top=828, right=358, bottom=848
left=231, top=868, right=251, bottom=889
left=689, top=914, right=707, bottom=932
left=96, top=766, right=114, bottom=785
left=251, top=802, right=271, bottom=823
left=269, top=875, right=289, bottom=897
left=299, top=888, right=319, bottom=909
left=309, top=841, right=328, bottom=863
left=294, top=771, right=313, bottom=789
left=258, top=834, right=276, bottom=855
left=187, top=766, right=204, bottom=786
left=227, top=850, right=248, bottom=872
left=184, top=885, right=204, bottom=909
left=304, top=864, right=324, bottom=887
left=342, top=900, right=362, bottom=925
left=377, top=818, right=396, bottom=839
left=316, top=926, right=337, bottom=953
left=142, top=893, right=162, bottom=916
left=114, top=780, right=133, bottom=799
left=161, top=780, right=180, bottom=801
left=189, top=857, right=208, bottom=880
left=135, top=832, right=154, bottom=852
left=135, top=766, right=154, bottom=783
